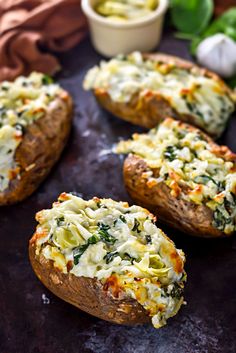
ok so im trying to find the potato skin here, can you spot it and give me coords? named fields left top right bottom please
left=0, top=94, right=73, bottom=206
left=94, top=53, right=234, bottom=136
left=29, top=242, right=150, bottom=325
left=123, top=154, right=226, bottom=238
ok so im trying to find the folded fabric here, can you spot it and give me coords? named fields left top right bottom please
left=0, top=0, right=88, bottom=81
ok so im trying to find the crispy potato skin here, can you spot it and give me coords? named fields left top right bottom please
left=0, top=94, right=73, bottom=206
left=121, top=119, right=236, bottom=238
left=29, top=242, right=150, bottom=325
left=94, top=53, right=234, bottom=136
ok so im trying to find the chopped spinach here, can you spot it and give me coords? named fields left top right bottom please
left=224, top=199, right=232, bottom=215
left=132, top=218, right=141, bottom=233
left=98, top=223, right=117, bottom=244
left=186, top=102, right=204, bottom=120
left=194, top=175, right=217, bottom=185
left=121, top=252, right=136, bottom=264
left=73, top=244, right=88, bottom=265
left=96, top=200, right=101, bottom=208
left=22, top=81, right=28, bottom=87
left=103, top=251, right=119, bottom=264
left=186, top=102, right=194, bottom=112
left=17, top=109, right=27, bottom=117
left=1, top=85, right=9, bottom=91
left=230, top=192, right=236, bottom=204
left=88, top=234, right=100, bottom=245
left=14, top=123, right=25, bottom=134
left=164, top=146, right=177, bottom=161
left=217, top=181, right=225, bottom=193
left=194, top=174, right=225, bottom=193
left=73, top=235, right=99, bottom=265
left=56, top=216, right=65, bottom=227
left=176, top=131, right=186, bottom=140
left=42, top=74, right=53, bottom=85
left=145, top=235, right=152, bottom=244
left=212, top=209, right=226, bottom=231
left=119, top=215, right=126, bottom=223
left=170, top=283, right=184, bottom=300
left=97, top=223, right=110, bottom=230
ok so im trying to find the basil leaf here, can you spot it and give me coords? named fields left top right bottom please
left=191, top=8, right=236, bottom=55
left=170, top=0, right=213, bottom=35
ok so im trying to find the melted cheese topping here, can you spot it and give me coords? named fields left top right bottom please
left=116, top=117, right=236, bottom=234
left=0, top=72, right=64, bottom=192
left=83, top=52, right=235, bottom=136
left=32, top=192, right=186, bottom=329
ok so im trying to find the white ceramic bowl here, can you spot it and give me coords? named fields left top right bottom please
left=82, top=0, right=168, bottom=57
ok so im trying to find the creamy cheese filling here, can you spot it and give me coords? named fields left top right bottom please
left=116, top=118, right=236, bottom=234
left=83, top=52, right=235, bottom=136
left=33, top=193, right=186, bottom=329
left=0, top=72, right=63, bottom=192
left=95, top=0, right=159, bottom=21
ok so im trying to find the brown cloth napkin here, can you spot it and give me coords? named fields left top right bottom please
left=0, top=0, right=88, bottom=81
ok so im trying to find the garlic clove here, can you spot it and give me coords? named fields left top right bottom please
left=196, top=33, right=236, bottom=78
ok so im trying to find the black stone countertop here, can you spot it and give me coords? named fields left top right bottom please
left=0, top=31, right=236, bottom=353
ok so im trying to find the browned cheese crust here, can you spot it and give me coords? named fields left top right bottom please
left=93, top=53, right=234, bottom=135
left=29, top=242, right=150, bottom=325
left=122, top=120, right=236, bottom=238
left=0, top=94, right=73, bottom=206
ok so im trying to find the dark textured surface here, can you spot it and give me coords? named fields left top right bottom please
left=0, top=31, right=236, bottom=353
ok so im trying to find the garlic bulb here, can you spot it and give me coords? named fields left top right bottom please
left=196, top=33, right=236, bottom=78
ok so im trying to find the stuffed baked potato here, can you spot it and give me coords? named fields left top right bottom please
left=0, top=73, right=72, bottom=205
left=29, top=192, right=186, bottom=328
left=116, top=117, right=236, bottom=238
left=83, top=52, right=235, bottom=138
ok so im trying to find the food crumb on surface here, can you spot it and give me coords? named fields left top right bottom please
left=98, top=147, right=114, bottom=158
left=41, top=293, right=50, bottom=304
